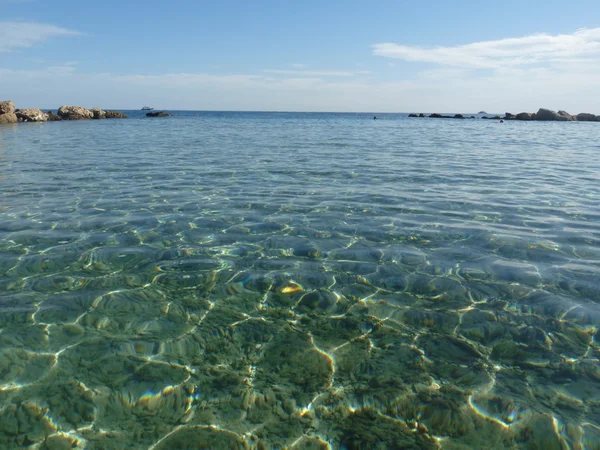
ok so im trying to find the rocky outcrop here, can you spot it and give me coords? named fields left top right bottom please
left=576, top=113, right=597, bottom=122
left=105, top=110, right=127, bottom=119
left=482, top=116, right=502, bottom=120
left=0, top=101, right=15, bottom=115
left=0, top=100, right=18, bottom=124
left=408, top=113, right=419, bottom=117
left=146, top=111, right=172, bottom=117
left=46, top=111, right=62, bottom=121
left=535, top=108, right=568, bottom=121
left=0, top=113, right=18, bottom=124
left=15, top=108, right=48, bottom=122
left=516, top=112, right=532, bottom=121
left=58, top=105, right=94, bottom=120
left=557, top=110, right=576, bottom=121
left=91, top=108, right=106, bottom=119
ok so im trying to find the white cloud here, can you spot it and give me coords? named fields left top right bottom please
left=290, top=63, right=306, bottom=68
left=263, top=69, right=371, bottom=77
left=373, top=28, right=600, bottom=69
left=0, top=21, right=82, bottom=52
left=2, top=60, right=600, bottom=113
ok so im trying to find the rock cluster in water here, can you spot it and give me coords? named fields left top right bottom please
left=410, top=108, right=600, bottom=121
left=146, top=111, right=172, bottom=117
left=0, top=101, right=127, bottom=123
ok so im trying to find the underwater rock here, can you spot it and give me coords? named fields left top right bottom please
left=153, top=426, right=249, bottom=450
left=338, top=407, right=439, bottom=449
left=146, top=111, right=172, bottom=117
left=104, top=110, right=128, bottom=118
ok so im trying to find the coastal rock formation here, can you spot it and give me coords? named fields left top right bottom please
left=576, top=113, right=597, bottom=122
left=536, top=108, right=569, bottom=121
left=105, top=110, right=128, bottom=119
left=408, top=113, right=419, bottom=117
left=58, top=105, right=94, bottom=120
left=0, top=101, right=15, bottom=115
left=516, top=112, right=532, bottom=121
left=0, top=101, right=18, bottom=124
left=0, top=113, right=18, bottom=124
left=91, top=108, right=106, bottom=119
left=15, top=108, right=48, bottom=122
left=146, top=111, right=172, bottom=117
left=557, top=110, right=576, bottom=121
left=46, top=111, right=62, bottom=121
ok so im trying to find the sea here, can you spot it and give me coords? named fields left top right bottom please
left=0, top=111, right=599, bottom=449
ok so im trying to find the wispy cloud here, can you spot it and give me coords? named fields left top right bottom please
left=0, top=21, right=82, bottom=52
left=373, top=28, right=600, bottom=68
left=263, top=69, right=371, bottom=77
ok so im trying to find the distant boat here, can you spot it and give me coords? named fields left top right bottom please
left=141, top=106, right=154, bottom=111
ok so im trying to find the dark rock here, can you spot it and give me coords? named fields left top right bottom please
left=58, top=105, right=93, bottom=120
left=146, top=111, right=172, bottom=117
left=516, top=112, right=532, bottom=121
left=408, top=113, right=419, bottom=118
left=46, top=111, right=62, bottom=121
left=454, top=114, right=464, bottom=119
left=15, top=108, right=48, bottom=122
left=430, top=113, right=443, bottom=118
left=104, top=110, right=128, bottom=119
left=419, top=113, right=425, bottom=117
left=0, top=100, right=15, bottom=115
left=576, top=113, right=597, bottom=122
left=469, top=116, right=475, bottom=119
left=478, top=111, right=487, bottom=114
left=482, top=116, right=502, bottom=120
left=90, top=108, right=106, bottom=119
left=504, top=112, right=515, bottom=120
left=536, top=108, right=568, bottom=121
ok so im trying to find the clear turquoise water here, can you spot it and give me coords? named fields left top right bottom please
left=1, top=112, right=599, bottom=449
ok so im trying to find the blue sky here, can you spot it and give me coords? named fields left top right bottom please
left=2, top=0, right=600, bottom=111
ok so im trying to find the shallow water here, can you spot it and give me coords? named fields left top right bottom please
left=1, top=112, right=599, bottom=449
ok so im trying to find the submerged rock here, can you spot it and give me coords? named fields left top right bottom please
left=105, top=110, right=127, bottom=119
left=58, top=105, right=93, bottom=120
left=146, top=111, right=172, bottom=117
left=15, top=108, right=48, bottom=122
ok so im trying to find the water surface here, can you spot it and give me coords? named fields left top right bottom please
left=1, top=112, right=599, bottom=449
